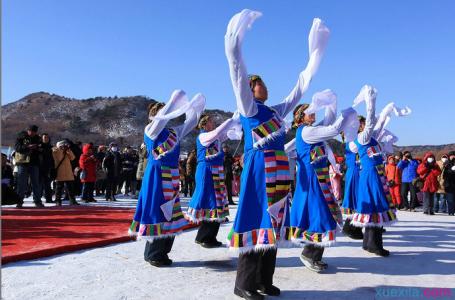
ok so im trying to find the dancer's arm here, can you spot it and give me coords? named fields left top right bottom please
left=173, top=94, right=206, bottom=140
left=355, top=85, right=377, bottom=145
left=301, top=107, right=357, bottom=144
left=199, top=117, right=236, bottom=146
left=145, top=90, right=188, bottom=140
left=225, top=9, right=262, bottom=117
left=272, top=19, right=330, bottom=118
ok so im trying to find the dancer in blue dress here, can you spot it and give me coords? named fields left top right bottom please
left=348, top=85, right=400, bottom=257
left=225, top=9, right=330, bottom=299
left=128, top=90, right=205, bottom=267
left=340, top=117, right=364, bottom=240
left=187, top=114, right=238, bottom=248
left=285, top=89, right=357, bottom=272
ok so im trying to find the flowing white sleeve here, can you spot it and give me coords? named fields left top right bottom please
left=225, top=9, right=262, bottom=117
left=301, top=107, right=357, bottom=144
left=272, top=18, right=330, bottom=118
left=173, top=93, right=206, bottom=141
left=372, top=102, right=411, bottom=139
left=199, top=118, right=237, bottom=146
left=145, top=90, right=189, bottom=140
left=325, top=143, right=339, bottom=172
left=380, top=129, right=399, bottom=154
left=285, top=138, right=296, bottom=157
left=306, top=89, right=337, bottom=126
left=353, top=85, right=377, bottom=145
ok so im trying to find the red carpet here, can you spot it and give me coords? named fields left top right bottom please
left=1, top=206, right=197, bottom=264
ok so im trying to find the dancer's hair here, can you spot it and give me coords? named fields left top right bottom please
left=197, top=114, right=211, bottom=130
left=292, top=103, right=310, bottom=128
left=148, top=102, right=165, bottom=118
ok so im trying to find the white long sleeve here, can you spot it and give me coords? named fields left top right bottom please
left=225, top=9, right=262, bottom=117
left=301, top=107, right=356, bottom=144
left=199, top=118, right=237, bottom=147
left=145, top=90, right=188, bottom=140
left=354, top=86, right=377, bottom=145
left=271, top=19, right=330, bottom=118
left=173, top=94, right=206, bottom=141
left=284, top=138, right=296, bottom=158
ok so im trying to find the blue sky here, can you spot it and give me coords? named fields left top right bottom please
left=3, top=0, right=455, bottom=145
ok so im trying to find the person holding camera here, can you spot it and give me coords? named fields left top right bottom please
left=385, top=155, right=402, bottom=207
left=14, top=125, right=44, bottom=208
left=52, top=140, right=79, bottom=206
left=417, top=152, right=442, bottom=215
left=397, top=151, right=419, bottom=211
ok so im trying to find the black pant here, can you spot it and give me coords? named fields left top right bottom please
left=105, top=177, right=118, bottom=200
left=225, top=176, right=233, bottom=203
left=235, top=249, right=277, bottom=290
left=301, top=244, right=325, bottom=261
left=55, top=181, right=75, bottom=202
left=81, top=182, right=95, bottom=200
left=423, top=192, right=435, bottom=213
left=41, top=172, right=53, bottom=202
left=401, top=182, right=418, bottom=209
left=195, top=221, right=220, bottom=243
left=144, top=237, right=175, bottom=261
left=363, top=227, right=384, bottom=251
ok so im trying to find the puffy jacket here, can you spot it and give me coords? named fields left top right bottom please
left=385, top=157, right=402, bottom=185
left=52, top=147, right=75, bottom=181
left=79, top=144, right=97, bottom=183
left=397, top=158, right=419, bottom=183
left=443, top=159, right=455, bottom=194
left=417, top=152, right=442, bottom=193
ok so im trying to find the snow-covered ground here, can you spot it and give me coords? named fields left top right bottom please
left=2, top=196, right=455, bottom=300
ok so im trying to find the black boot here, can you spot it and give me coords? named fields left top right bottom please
left=343, top=219, right=364, bottom=240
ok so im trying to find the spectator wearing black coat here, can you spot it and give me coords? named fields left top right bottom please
left=103, top=142, right=122, bottom=201
left=40, top=133, right=54, bottom=203
left=14, top=125, right=44, bottom=208
left=120, top=146, right=137, bottom=196
left=443, top=151, right=455, bottom=216
left=2, top=153, right=20, bottom=205
left=223, top=145, right=235, bottom=205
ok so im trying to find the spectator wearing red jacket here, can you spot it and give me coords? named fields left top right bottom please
left=385, top=156, right=402, bottom=207
left=79, top=144, right=97, bottom=203
left=417, top=152, right=442, bottom=215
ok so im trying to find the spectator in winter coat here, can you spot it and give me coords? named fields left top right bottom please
left=385, top=156, right=402, bottom=207
left=397, top=151, right=419, bottom=211
left=417, top=152, right=442, bottom=215
left=443, top=151, right=455, bottom=215
left=185, top=149, right=197, bottom=197
left=94, top=145, right=107, bottom=196
left=102, top=142, right=122, bottom=201
left=120, top=146, right=136, bottom=196
left=135, top=143, right=147, bottom=197
left=52, top=140, right=79, bottom=206
left=2, top=153, right=20, bottom=205
left=79, top=144, right=97, bottom=203
left=434, top=155, right=449, bottom=213
left=223, top=145, right=235, bottom=205
left=14, top=125, right=44, bottom=208
left=40, top=133, right=54, bottom=203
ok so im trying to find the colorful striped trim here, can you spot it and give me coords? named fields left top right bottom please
left=128, top=218, right=188, bottom=239
left=152, top=129, right=178, bottom=159
left=310, top=145, right=327, bottom=164
left=366, top=144, right=383, bottom=158
left=291, top=227, right=336, bottom=246
left=314, top=165, right=343, bottom=225
left=227, top=226, right=292, bottom=250
left=341, top=207, right=355, bottom=219
left=264, top=150, right=291, bottom=241
left=186, top=207, right=229, bottom=223
left=351, top=208, right=397, bottom=227
left=251, top=116, right=285, bottom=148
left=205, top=140, right=221, bottom=159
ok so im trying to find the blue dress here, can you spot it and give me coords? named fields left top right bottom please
left=351, top=137, right=397, bottom=227
left=341, top=143, right=360, bottom=218
left=187, top=131, right=229, bottom=222
left=227, top=101, right=292, bottom=252
left=290, top=125, right=342, bottom=246
left=129, top=129, right=188, bottom=239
